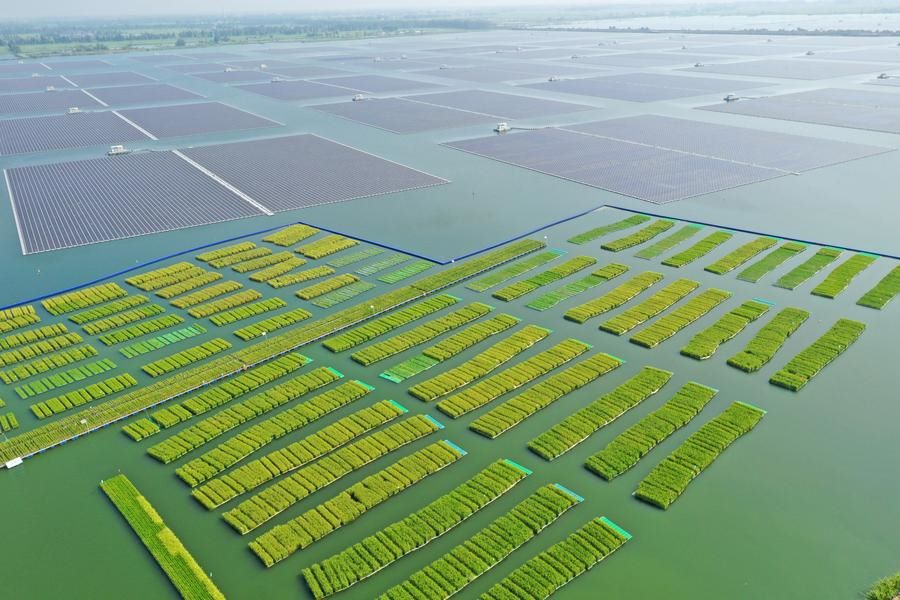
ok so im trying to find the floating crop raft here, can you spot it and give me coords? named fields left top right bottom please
left=811, top=253, right=876, bottom=299
left=727, top=307, right=810, bottom=372
left=526, top=262, right=628, bottom=311
left=568, top=214, right=651, bottom=244
left=662, top=231, right=733, bottom=268
left=492, top=256, right=599, bottom=302
left=774, top=247, right=842, bottom=289
left=857, top=265, right=900, bottom=309
left=769, top=318, right=865, bottom=391
left=681, top=300, right=770, bottom=360
left=601, top=219, right=675, bottom=252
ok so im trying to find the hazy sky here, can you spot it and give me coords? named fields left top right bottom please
left=4, top=0, right=744, bottom=21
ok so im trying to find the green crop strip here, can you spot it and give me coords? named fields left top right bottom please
left=262, top=224, right=319, bottom=247
left=69, top=295, right=150, bottom=324
left=493, top=256, right=598, bottom=303
left=209, top=298, right=287, bottom=326
left=326, top=247, right=384, bottom=267
left=726, top=307, right=810, bottom=372
left=0, top=412, right=19, bottom=432
left=867, top=571, right=900, bottom=600
left=267, top=265, right=335, bottom=289
left=31, top=373, right=138, bottom=419
left=248, top=256, right=307, bottom=282
left=769, top=318, right=865, bottom=391
left=630, top=288, right=732, bottom=348
left=311, top=281, right=378, bottom=308
left=42, top=283, right=127, bottom=316
left=249, top=440, right=465, bottom=567
left=232, top=308, right=313, bottom=341
left=81, top=304, right=166, bottom=335
left=140, top=339, right=232, bottom=377
left=0, top=323, right=68, bottom=351
left=125, top=262, right=195, bottom=290
left=736, top=242, right=806, bottom=283
left=564, top=271, right=662, bottom=324
left=481, top=517, right=631, bottom=599
left=0, top=305, right=40, bottom=335
left=355, top=253, right=409, bottom=276
left=99, top=314, right=186, bottom=345
left=470, top=353, right=623, bottom=439
left=857, top=265, right=900, bottom=309
left=681, top=300, right=770, bottom=360
left=526, top=263, right=628, bottom=311
left=301, top=460, right=528, bottom=599
left=774, top=247, right=842, bottom=289
left=705, top=236, right=777, bottom=275
left=196, top=241, right=256, bottom=263
left=635, top=224, right=702, bottom=259
left=169, top=281, right=243, bottom=309
left=811, top=253, right=877, bottom=299
left=296, top=234, right=359, bottom=259
left=0, top=331, right=83, bottom=367
left=599, top=278, right=699, bottom=336
left=232, top=251, right=294, bottom=274
left=380, top=484, right=580, bottom=600
left=100, top=474, right=225, bottom=600
left=187, top=289, right=263, bottom=318
left=13, top=358, right=117, bottom=399
left=601, top=219, right=675, bottom=252
left=585, top=382, right=717, bottom=480
left=119, top=325, right=207, bottom=358
left=378, top=259, right=434, bottom=284
left=568, top=214, right=651, bottom=245
left=634, top=402, right=765, bottom=509
left=297, top=274, right=360, bottom=300
left=155, top=272, right=224, bottom=299
left=0, top=344, right=98, bottom=384
left=528, top=366, right=673, bottom=461
left=662, top=231, right=733, bottom=268
left=467, top=250, right=565, bottom=292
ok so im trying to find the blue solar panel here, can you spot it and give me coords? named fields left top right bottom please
left=0, top=89, right=101, bottom=116
left=115, top=102, right=280, bottom=139
left=85, top=84, right=204, bottom=107
left=0, top=76, right=75, bottom=94
left=312, top=97, right=496, bottom=133
left=312, top=74, right=441, bottom=93
left=236, top=79, right=351, bottom=101
left=66, top=71, right=155, bottom=87
left=0, top=111, right=149, bottom=155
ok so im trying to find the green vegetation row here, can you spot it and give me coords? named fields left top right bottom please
left=14, top=358, right=117, bottom=399
left=209, top=247, right=273, bottom=270
left=380, top=314, right=520, bottom=383
left=726, top=307, right=809, bottom=372
left=99, top=314, right=184, bottom=345
left=196, top=240, right=256, bottom=264
left=297, top=234, right=358, bottom=259
left=124, top=261, right=195, bottom=290
left=380, top=484, right=580, bottom=600
left=82, top=304, right=165, bottom=335
left=69, top=295, right=149, bottom=324
left=0, top=331, right=83, bottom=367
left=42, top=283, right=127, bottom=316
left=857, top=265, right=900, bottom=309
left=356, top=253, right=409, bottom=276
left=599, top=278, right=698, bottom=336
left=493, top=256, right=597, bottom=302
left=141, top=339, right=232, bottom=378
left=564, top=272, right=662, bottom=324
left=408, top=325, right=550, bottom=402
left=585, top=382, right=717, bottom=480
left=156, top=272, right=224, bottom=300
left=173, top=376, right=365, bottom=487
left=568, top=214, right=650, bottom=245
left=681, top=300, right=770, bottom=360
left=601, top=219, right=674, bottom=252
left=378, top=260, right=434, bottom=284
left=0, top=239, right=543, bottom=463
left=528, top=366, right=673, bottom=461
left=297, top=274, right=360, bottom=300
left=736, top=242, right=806, bottom=283
left=327, top=247, right=384, bottom=268
left=262, top=224, right=319, bottom=247
left=774, top=247, right=841, bottom=289
left=194, top=400, right=405, bottom=507
left=249, top=256, right=307, bottom=282
left=0, top=344, right=98, bottom=384
left=350, top=302, right=490, bottom=366
left=209, top=298, right=286, bottom=326
left=0, top=323, right=67, bottom=351
left=811, top=253, right=876, bottom=299
left=867, top=571, right=900, bottom=600
left=312, top=281, right=377, bottom=309
left=630, top=288, right=732, bottom=348
left=302, top=459, right=528, bottom=599
left=470, top=353, right=623, bottom=439
left=100, top=474, right=225, bottom=600
left=0, top=305, right=40, bottom=335
left=219, top=413, right=438, bottom=530
left=187, top=289, right=262, bottom=318
left=467, top=250, right=564, bottom=292
left=635, top=224, right=702, bottom=259
left=249, top=440, right=464, bottom=567
left=526, top=262, right=628, bottom=311
left=30, top=373, right=136, bottom=419
left=769, top=318, right=865, bottom=391
left=233, top=308, right=312, bottom=341
left=634, top=401, right=765, bottom=509
left=268, top=265, right=335, bottom=289
left=231, top=251, right=293, bottom=274
left=705, top=236, right=777, bottom=275
left=436, top=339, right=590, bottom=419
left=662, top=231, right=732, bottom=268
left=481, top=517, right=631, bottom=600
left=120, top=325, right=207, bottom=359
left=0, top=412, right=19, bottom=432
left=170, top=281, right=243, bottom=309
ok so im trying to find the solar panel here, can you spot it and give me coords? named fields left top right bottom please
left=193, top=70, right=273, bottom=84
left=224, top=59, right=300, bottom=71
left=565, top=115, right=889, bottom=173
left=426, top=45, right=537, bottom=54
left=236, top=79, right=351, bottom=101
left=809, top=48, right=900, bottom=63
left=870, top=78, right=900, bottom=88
left=313, top=74, right=441, bottom=93
left=181, top=134, right=447, bottom=212
left=267, top=65, right=348, bottom=79
left=5, top=151, right=263, bottom=254
left=164, top=62, right=227, bottom=73
left=523, top=72, right=760, bottom=102
left=180, top=52, right=242, bottom=61
left=0, top=89, right=101, bottom=116
left=65, top=71, right=156, bottom=87
left=44, top=59, right=113, bottom=70
left=311, top=97, right=496, bottom=133
left=0, top=62, right=48, bottom=75
left=445, top=127, right=782, bottom=204
left=355, top=60, right=442, bottom=71
left=691, top=44, right=813, bottom=57
left=404, top=89, right=594, bottom=119
left=0, top=76, right=75, bottom=94
left=85, top=83, right=204, bottom=107
left=116, top=102, right=280, bottom=139
left=565, top=52, right=726, bottom=67
left=685, top=59, right=885, bottom=80
left=129, top=54, right=184, bottom=64
left=0, top=111, right=149, bottom=155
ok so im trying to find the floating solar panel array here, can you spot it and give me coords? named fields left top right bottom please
left=699, top=87, right=900, bottom=134
left=0, top=62, right=49, bottom=75
left=65, top=71, right=155, bottom=87
left=193, top=70, right=273, bottom=84
left=85, top=83, right=203, bottom=107
left=523, top=72, right=761, bottom=102
left=685, top=59, right=886, bottom=80
left=224, top=59, right=300, bottom=71
left=267, top=65, right=348, bottom=79
left=6, top=151, right=263, bottom=254
left=43, top=59, right=113, bottom=70
left=0, top=89, right=102, bottom=116
left=691, top=44, right=811, bottom=57
left=313, top=74, right=441, bottom=93
left=180, top=134, right=447, bottom=212
left=404, top=89, right=595, bottom=119
left=802, top=48, right=900, bottom=63
left=236, top=79, right=354, bottom=101
left=565, top=52, right=725, bottom=68
left=312, top=97, right=497, bottom=133
left=164, top=62, right=227, bottom=73
left=0, top=111, right=149, bottom=155
left=115, top=102, right=280, bottom=139
left=129, top=54, right=183, bottom=64
left=0, top=76, right=75, bottom=94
